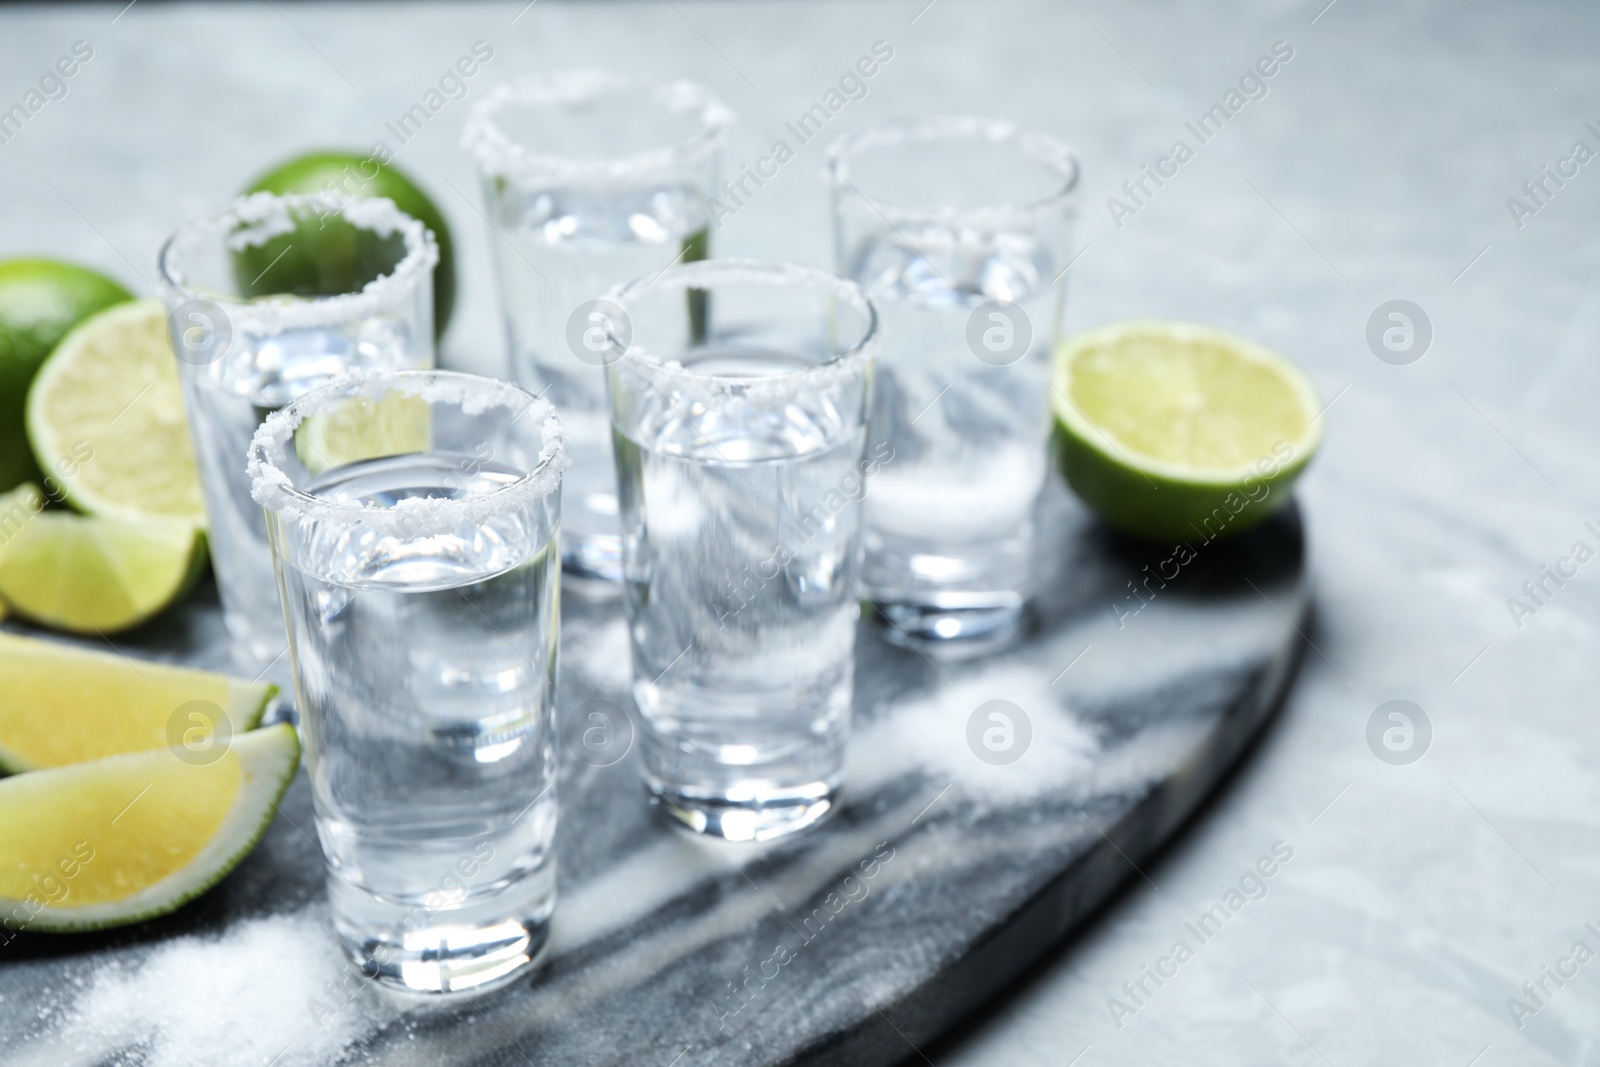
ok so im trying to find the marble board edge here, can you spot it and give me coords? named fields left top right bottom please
left=791, top=589, right=1309, bottom=1067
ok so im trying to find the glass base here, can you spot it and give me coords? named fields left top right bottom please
left=328, top=870, right=554, bottom=996
left=871, top=593, right=1026, bottom=659
left=644, top=777, right=839, bottom=842
left=863, top=524, right=1033, bottom=658
left=344, top=916, right=549, bottom=997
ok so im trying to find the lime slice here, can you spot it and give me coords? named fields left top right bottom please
left=0, top=483, right=204, bottom=635
left=0, top=632, right=276, bottom=773
left=295, top=392, right=431, bottom=474
left=0, top=723, right=298, bottom=933
left=26, top=299, right=205, bottom=526
left=1053, top=320, right=1322, bottom=541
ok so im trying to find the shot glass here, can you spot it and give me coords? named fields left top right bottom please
left=462, top=70, right=731, bottom=586
left=604, top=259, right=878, bottom=842
left=158, top=193, right=437, bottom=666
left=825, top=118, right=1080, bottom=653
left=248, top=370, right=566, bottom=995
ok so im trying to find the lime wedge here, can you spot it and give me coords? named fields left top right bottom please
left=0, top=723, right=298, bottom=933
left=1053, top=320, right=1322, bottom=541
left=25, top=299, right=205, bottom=526
left=0, top=483, right=204, bottom=635
left=0, top=632, right=276, bottom=773
left=295, top=392, right=431, bottom=474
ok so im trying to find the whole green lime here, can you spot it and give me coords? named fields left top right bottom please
left=0, top=260, right=131, bottom=492
left=242, top=151, right=456, bottom=339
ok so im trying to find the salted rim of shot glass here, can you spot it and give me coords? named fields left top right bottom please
left=156, top=192, right=439, bottom=334
left=824, top=115, right=1081, bottom=227
left=247, top=369, right=568, bottom=534
left=460, top=69, right=734, bottom=182
left=605, top=258, right=880, bottom=389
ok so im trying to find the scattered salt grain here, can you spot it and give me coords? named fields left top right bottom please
left=69, top=910, right=399, bottom=1067
left=854, top=661, right=1099, bottom=800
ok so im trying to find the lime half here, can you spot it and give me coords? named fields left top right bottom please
left=0, top=723, right=299, bottom=933
left=0, top=483, right=204, bottom=635
left=26, top=299, right=205, bottom=526
left=1052, top=320, right=1322, bottom=542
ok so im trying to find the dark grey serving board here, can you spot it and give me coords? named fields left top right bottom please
left=1, top=482, right=1306, bottom=1067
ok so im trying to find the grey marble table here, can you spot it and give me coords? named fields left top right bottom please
left=1, top=1, right=1597, bottom=1065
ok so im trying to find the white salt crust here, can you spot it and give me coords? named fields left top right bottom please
left=824, top=116, right=1081, bottom=229
left=157, top=192, right=439, bottom=334
left=461, top=70, right=732, bottom=183
left=608, top=258, right=880, bottom=404
left=248, top=370, right=568, bottom=535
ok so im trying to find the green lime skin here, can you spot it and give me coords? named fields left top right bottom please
left=242, top=151, right=455, bottom=339
left=1054, top=424, right=1313, bottom=544
left=0, top=261, right=131, bottom=493
left=229, top=212, right=411, bottom=309
left=683, top=226, right=710, bottom=340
